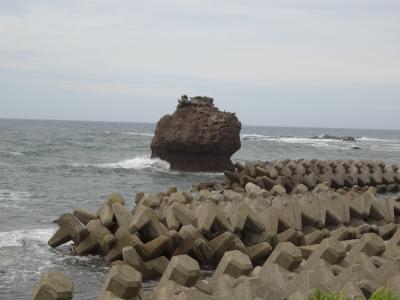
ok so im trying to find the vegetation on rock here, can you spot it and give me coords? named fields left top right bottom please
left=310, top=288, right=400, bottom=300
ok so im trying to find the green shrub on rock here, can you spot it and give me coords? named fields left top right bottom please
left=370, top=288, right=400, bottom=300
left=309, top=289, right=400, bottom=300
left=309, top=289, right=355, bottom=300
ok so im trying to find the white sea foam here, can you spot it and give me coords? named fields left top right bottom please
left=0, top=228, right=55, bottom=249
left=96, top=156, right=170, bottom=170
left=241, top=133, right=271, bottom=140
left=241, top=134, right=334, bottom=143
left=279, top=137, right=330, bottom=144
left=241, top=134, right=288, bottom=142
left=359, top=137, right=395, bottom=142
left=371, top=145, right=400, bottom=152
left=121, top=132, right=154, bottom=137
left=242, top=134, right=339, bottom=144
left=241, top=133, right=399, bottom=148
left=8, top=151, right=23, bottom=156
left=241, top=134, right=358, bottom=150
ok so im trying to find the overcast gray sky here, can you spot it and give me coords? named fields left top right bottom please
left=1, top=0, right=400, bottom=129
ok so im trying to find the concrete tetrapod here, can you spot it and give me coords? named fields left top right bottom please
left=99, top=264, right=142, bottom=300
left=153, top=255, right=201, bottom=299
left=266, top=242, right=303, bottom=271
left=30, top=272, right=73, bottom=300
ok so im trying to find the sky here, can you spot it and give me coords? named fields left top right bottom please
left=1, top=0, right=400, bottom=129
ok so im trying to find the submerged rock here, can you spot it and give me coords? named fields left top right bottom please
left=151, top=95, right=241, bottom=172
left=311, top=134, right=357, bottom=142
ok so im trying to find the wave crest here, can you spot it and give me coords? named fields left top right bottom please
left=241, top=133, right=398, bottom=144
left=0, top=228, right=55, bottom=248
left=359, top=137, right=394, bottom=142
left=8, top=151, right=23, bottom=156
left=120, top=132, right=154, bottom=137
left=96, top=156, right=170, bottom=170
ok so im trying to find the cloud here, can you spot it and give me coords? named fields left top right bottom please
left=0, top=0, right=399, bottom=128
left=1, top=0, right=399, bottom=86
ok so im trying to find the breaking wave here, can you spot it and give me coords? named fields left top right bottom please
left=8, top=151, right=23, bottom=156
left=358, top=137, right=395, bottom=142
left=97, top=156, right=169, bottom=170
left=120, top=132, right=154, bottom=137
left=0, top=227, right=107, bottom=298
left=240, top=134, right=274, bottom=141
left=104, top=131, right=154, bottom=137
left=240, top=134, right=342, bottom=145
left=73, top=156, right=171, bottom=171
left=240, top=134, right=400, bottom=151
left=0, top=228, right=55, bottom=249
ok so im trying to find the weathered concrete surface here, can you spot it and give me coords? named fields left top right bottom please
left=44, top=162, right=400, bottom=300
left=99, top=264, right=142, bottom=299
left=30, top=272, right=73, bottom=300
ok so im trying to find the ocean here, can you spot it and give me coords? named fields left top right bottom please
left=0, top=118, right=399, bottom=299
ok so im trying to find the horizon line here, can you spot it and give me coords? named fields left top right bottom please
left=0, top=117, right=399, bottom=131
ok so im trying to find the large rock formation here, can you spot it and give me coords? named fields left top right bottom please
left=151, top=95, right=242, bottom=172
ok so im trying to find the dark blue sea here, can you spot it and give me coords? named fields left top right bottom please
left=0, top=119, right=399, bottom=299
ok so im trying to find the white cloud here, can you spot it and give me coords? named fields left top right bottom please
left=1, top=0, right=399, bottom=87
left=0, top=0, right=399, bottom=127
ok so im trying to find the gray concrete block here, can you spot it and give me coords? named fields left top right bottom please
left=212, top=250, right=253, bottom=283
left=30, top=272, right=73, bottom=300
left=99, top=264, right=142, bottom=299
left=266, top=242, right=303, bottom=271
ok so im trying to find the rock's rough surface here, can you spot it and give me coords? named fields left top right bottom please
left=151, top=95, right=241, bottom=172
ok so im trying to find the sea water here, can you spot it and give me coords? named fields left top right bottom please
left=0, top=119, right=399, bottom=299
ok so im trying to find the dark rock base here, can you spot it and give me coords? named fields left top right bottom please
left=152, top=152, right=234, bottom=172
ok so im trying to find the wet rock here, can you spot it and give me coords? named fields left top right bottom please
left=151, top=96, right=241, bottom=172
left=77, top=219, right=117, bottom=256
left=311, top=134, right=357, bottom=142
left=48, top=213, right=88, bottom=248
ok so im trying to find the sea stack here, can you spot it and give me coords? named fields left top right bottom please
left=151, top=95, right=242, bottom=172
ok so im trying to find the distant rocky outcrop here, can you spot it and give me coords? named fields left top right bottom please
left=311, top=134, right=357, bottom=142
left=151, top=95, right=242, bottom=172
